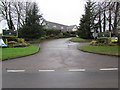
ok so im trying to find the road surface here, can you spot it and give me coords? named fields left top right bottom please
left=2, top=38, right=118, bottom=88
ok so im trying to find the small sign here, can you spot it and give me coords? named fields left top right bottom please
left=111, top=37, right=118, bottom=42
left=2, top=30, right=18, bottom=37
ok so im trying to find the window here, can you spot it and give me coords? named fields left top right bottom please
left=61, top=27, right=64, bottom=29
left=53, top=25, right=56, bottom=28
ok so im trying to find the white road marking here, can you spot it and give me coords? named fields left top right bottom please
left=39, top=70, right=55, bottom=72
left=7, top=70, right=25, bottom=72
left=68, top=69, right=86, bottom=72
left=100, top=68, right=118, bottom=71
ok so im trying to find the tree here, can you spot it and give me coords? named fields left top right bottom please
left=98, top=3, right=102, bottom=32
left=13, top=1, right=26, bottom=29
left=108, top=2, right=112, bottom=32
left=113, top=2, right=119, bottom=33
left=78, top=0, right=95, bottom=39
left=0, top=1, right=15, bottom=30
left=103, top=4, right=106, bottom=32
left=19, top=2, right=43, bottom=40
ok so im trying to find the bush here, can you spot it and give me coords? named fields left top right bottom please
left=108, top=42, right=118, bottom=46
left=78, top=29, right=93, bottom=39
left=8, top=41, right=17, bottom=44
left=62, top=31, right=70, bottom=37
left=40, top=37, right=46, bottom=40
left=90, top=37, right=118, bottom=46
left=8, top=41, right=17, bottom=48
left=18, top=24, right=44, bottom=40
left=43, top=28, right=61, bottom=36
left=97, top=37, right=111, bottom=44
left=13, top=43, right=29, bottom=47
left=90, top=40, right=97, bottom=45
left=17, top=38, right=25, bottom=43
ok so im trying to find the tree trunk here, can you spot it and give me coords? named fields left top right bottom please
left=98, top=9, right=102, bottom=32
left=8, top=2, right=15, bottom=30
left=113, top=2, right=119, bottom=33
left=109, top=5, right=112, bottom=32
left=103, top=9, right=106, bottom=32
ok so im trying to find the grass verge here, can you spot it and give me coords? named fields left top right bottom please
left=70, top=37, right=91, bottom=42
left=79, top=44, right=120, bottom=56
left=1, top=45, right=40, bottom=60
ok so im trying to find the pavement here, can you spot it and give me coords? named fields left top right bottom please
left=2, top=70, right=118, bottom=88
left=2, top=38, right=118, bottom=88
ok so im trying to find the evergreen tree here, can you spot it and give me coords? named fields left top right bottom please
left=78, top=0, right=95, bottom=39
left=19, top=2, right=43, bottom=40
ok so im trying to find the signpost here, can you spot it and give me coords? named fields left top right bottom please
left=2, top=29, right=18, bottom=46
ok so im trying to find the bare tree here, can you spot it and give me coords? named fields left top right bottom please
left=0, top=1, right=15, bottom=30
left=97, top=2, right=103, bottom=32
left=108, top=2, right=112, bottom=32
left=113, top=2, right=119, bottom=33
left=92, top=1, right=119, bottom=33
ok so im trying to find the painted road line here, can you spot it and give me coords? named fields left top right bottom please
left=68, top=69, right=86, bottom=72
left=39, top=70, right=55, bottom=72
left=100, top=68, right=118, bottom=71
left=7, top=70, right=25, bottom=72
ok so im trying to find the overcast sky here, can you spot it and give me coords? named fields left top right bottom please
left=36, top=0, right=86, bottom=25
left=0, top=0, right=86, bottom=33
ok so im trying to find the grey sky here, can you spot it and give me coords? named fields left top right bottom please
left=36, top=0, right=86, bottom=25
left=0, top=0, right=86, bottom=33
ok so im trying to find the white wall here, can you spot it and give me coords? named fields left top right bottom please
left=72, top=26, right=77, bottom=31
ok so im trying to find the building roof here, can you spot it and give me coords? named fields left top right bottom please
left=45, top=21, right=68, bottom=31
left=67, top=25, right=77, bottom=31
left=45, top=21, right=77, bottom=31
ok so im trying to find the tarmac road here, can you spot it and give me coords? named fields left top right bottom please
left=2, top=38, right=118, bottom=88
left=2, top=38, right=118, bottom=70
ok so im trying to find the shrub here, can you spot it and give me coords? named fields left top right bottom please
left=108, top=42, right=118, bottom=46
left=8, top=41, right=17, bottom=48
left=17, top=38, right=25, bottom=43
left=90, top=40, right=97, bottom=45
left=18, top=24, right=44, bottom=40
left=13, top=43, right=29, bottom=47
left=97, top=37, right=111, bottom=44
left=90, top=37, right=118, bottom=46
left=62, top=32, right=70, bottom=37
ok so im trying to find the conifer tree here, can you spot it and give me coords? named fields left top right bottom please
left=78, top=0, right=95, bottom=39
left=19, top=2, right=43, bottom=40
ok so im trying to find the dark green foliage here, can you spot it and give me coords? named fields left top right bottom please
left=18, top=2, right=43, bottom=40
left=43, top=28, right=61, bottom=36
left=18, top=24, right=43, bottom=40
left=41, top=28, right=76, bottom=39
left=78, top=0, right=95, bottom=39
left=62, top=31, right=70, bottom=37
left=62, top=31, right=76, bottom=38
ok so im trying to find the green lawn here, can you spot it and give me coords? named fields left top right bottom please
left=1, top=45, right=40, bottom=60
left=70, top=37, right=90, bottom=42
left=79, top=44, right=120, bottom=56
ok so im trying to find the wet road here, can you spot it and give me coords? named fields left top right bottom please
left=2, top=38, right=118, bottom=70
left=2, top=38, right=118, bottom=88
left=2, top=70, right=118, bottom=88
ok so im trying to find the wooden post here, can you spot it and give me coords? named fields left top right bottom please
left=5, top=39, right=8, bottom=45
